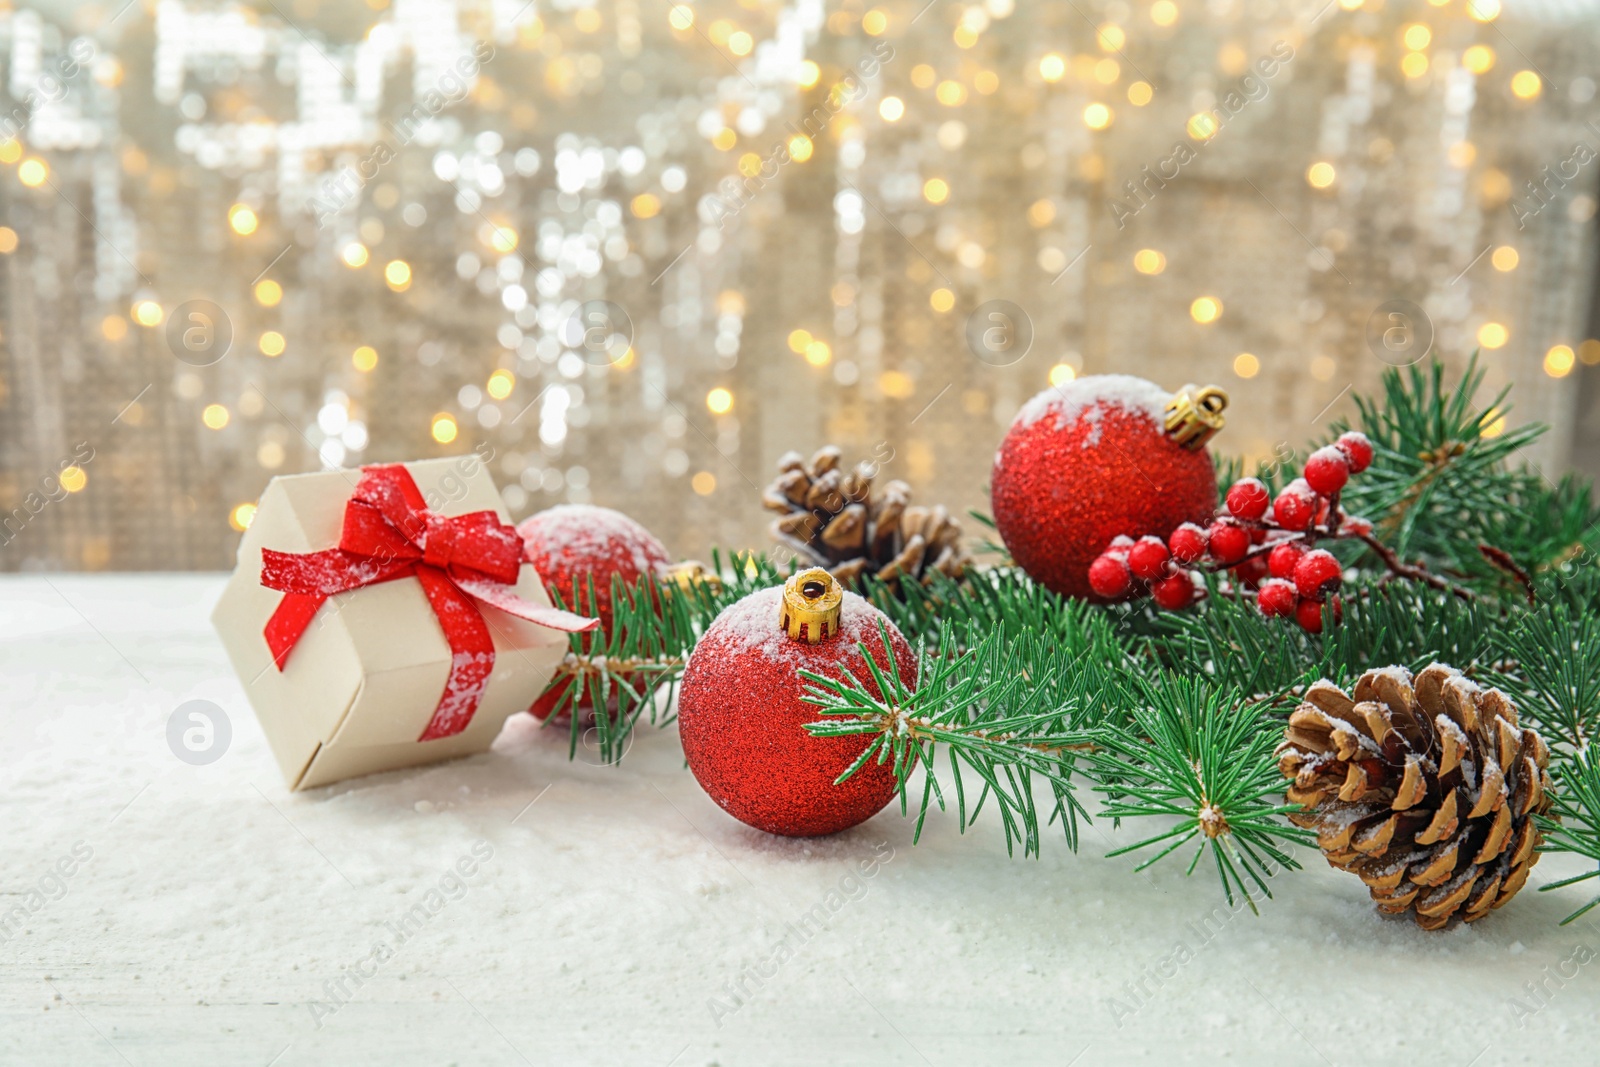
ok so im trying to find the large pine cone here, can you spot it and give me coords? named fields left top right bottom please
left=763, top=446, right=970, bottom=588
left=1278, top=664, right=1554, bottom=930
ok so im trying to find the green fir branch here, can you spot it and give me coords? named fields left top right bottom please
left=1538, top=751, right=1600, bottom=925
left=1087, top=676, right=1311, bottom=911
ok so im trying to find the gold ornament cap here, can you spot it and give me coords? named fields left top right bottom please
left=778, top=567, right=844, bottom=644
left=1164, top=383, right=1229, bottom=451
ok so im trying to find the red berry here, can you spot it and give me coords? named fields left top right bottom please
left=1168, top=523, right=1208, bottom=564
left=1088, top=554, right=1132, bottom=598
left=1339, top=515, right=1373, bottom=537
left=1303, top=446, right=1350, bottom=497
left=1267, top=541, right=1305, bottom=579
left=1336, top=431, right=1373, bottom=473
left=1257, top=579, right=1297, bottom=618
left=1128, top=536, right=1170, bottom=581
left=1105, top=535, right=1136, bottom=559
left=1273, top=482, right=1315, bottom=531
left=1152, top=572, right=1196, bottom=610
left=1207, top=521, right=1251, bottom=565
left=1225, top=478, right=1271, bottom=521
left=1236, top=554, right=1270, bottom=589
left=1295, top=594, right=1342, bottom=634
left=1293, top=549, right=1342, bottom=600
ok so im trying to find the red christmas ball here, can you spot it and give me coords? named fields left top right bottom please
left=677, top=579, right=917, bottom=837
left=518, top=504, right=671, bottom=719
left=991, top=375, right=1218, bottom=599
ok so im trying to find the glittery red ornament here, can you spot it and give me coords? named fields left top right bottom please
left=991, top=375, right=1220, bottom=599
left=518, top=504, right=671, bottom=719
left=677, top=573, right=917, bottom=837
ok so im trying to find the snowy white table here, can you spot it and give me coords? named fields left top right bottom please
left=1, top=575, right=1595, bottom=1066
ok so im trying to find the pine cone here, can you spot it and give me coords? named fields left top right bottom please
left=762, top=446, right=970, bottom=588
left=1278, top=664, right=1554, bottom=930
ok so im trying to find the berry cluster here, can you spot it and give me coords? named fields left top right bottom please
left=1088, top=432, right=1375, bottom=633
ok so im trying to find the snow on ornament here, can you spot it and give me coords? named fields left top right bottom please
left=677, top=568, right=917, bottom=837
left=991, top=376, right=1226, bottom=599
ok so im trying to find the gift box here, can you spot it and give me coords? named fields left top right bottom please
left=212, top=457, right=595, bottom=791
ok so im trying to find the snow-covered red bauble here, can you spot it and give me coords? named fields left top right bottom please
left=518, top=503, right=671, bottom=629
left=518, top=504, right=671, bottom=718
left=990, top=375, right=1224, bottom=599
left=677, top=569, right=917, bottom=837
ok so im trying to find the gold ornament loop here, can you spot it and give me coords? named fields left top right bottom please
left=778, top=567, right=843, bottom=644
left=1164, top=383, right=1229, bottom=451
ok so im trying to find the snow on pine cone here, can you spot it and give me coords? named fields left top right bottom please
left=1277, top=664, right=1555, bottom=930
left=763, top=446, right=970, bottom=588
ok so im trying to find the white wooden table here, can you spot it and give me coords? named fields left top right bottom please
left=0, top=575, right=1593, bottom=1065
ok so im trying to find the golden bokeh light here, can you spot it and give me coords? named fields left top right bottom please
left=431, top=413, right=459, bottom=443
left=1544, top=344, right=1575, bottom=378
left=230, top=502, right=257, bottom=531
left=341, top=242, right=369, bottom=268
left=706, top=387, right=734, bottom=414
left=1134, top=249, right=1166, bottom=275
left=929, top=288, right=955, bottom=313
left=1233, top=352, right=1260, bottom=378
left=1048, top=363, right=1076, bottom=387
left=352, top=345, right=379, bottom=372
left=202, top=403, right=231, bottom=430
left=254, top=279, right=283, bottom=306
left=1477, top=322, right=1509, bottom=349
left=61, top=465, right=88, bottom=493
left=487, top=369, right=515, bottom=399
left=258, top=330, right=286, bottom=357
left=1190, top=296, right=1223, bottom=324
left=384, top=259, right=412, bottom=290
left=229, top=203, right=259, bottom=235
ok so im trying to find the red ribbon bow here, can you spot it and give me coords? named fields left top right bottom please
left=258, top=464, right=597, bottom=741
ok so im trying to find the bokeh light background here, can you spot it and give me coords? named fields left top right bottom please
left=0, top=0, right=1596, bottom=570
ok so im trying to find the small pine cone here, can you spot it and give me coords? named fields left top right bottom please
left=762, top=446, right=971, bottom=588
left=1277, top=664, right=1555, bottom=930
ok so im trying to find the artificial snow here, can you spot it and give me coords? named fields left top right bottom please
left=1011, top=374, right=1170, bottom=433
left=520, top=503, right=667, bottom=577
left=3, top=575, right=1598, bottom=1065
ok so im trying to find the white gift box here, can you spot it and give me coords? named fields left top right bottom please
left=211, top=456, right=570, bottom=791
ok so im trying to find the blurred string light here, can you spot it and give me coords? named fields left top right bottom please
left=1544, top=345, right=1575, bottom=377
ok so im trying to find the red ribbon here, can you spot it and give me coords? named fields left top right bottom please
left=258, top=464, right=597, bottom=741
